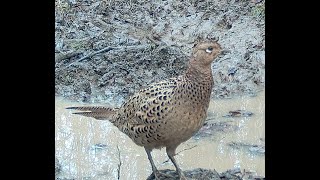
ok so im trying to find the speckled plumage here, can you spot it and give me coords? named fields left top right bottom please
left=68, top=41, right=222, bottom=180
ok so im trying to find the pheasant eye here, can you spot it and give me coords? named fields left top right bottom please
left=206, top=47, right=213, bottom=53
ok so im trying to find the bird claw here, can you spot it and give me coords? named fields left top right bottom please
left=147, top=170, right=175, bottom=180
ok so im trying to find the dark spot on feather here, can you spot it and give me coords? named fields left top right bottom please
left=137, top=128, right=141, bottom=133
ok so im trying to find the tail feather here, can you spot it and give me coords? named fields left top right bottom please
left=66, top=106, right=117, bottom=120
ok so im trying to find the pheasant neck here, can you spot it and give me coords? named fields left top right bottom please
left=184, top=59, right=213, bottom=85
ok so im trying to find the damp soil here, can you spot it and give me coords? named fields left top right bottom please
left=55, top=0, right=265, bottom=106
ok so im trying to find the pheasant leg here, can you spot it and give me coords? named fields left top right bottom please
left=166, top=147, right=187, bottom=180
left=145, top=148, right=174, bottom=180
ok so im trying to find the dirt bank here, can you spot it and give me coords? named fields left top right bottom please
left=55, top=0, right=265, bottom=106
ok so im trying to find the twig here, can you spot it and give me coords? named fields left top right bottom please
left=204, top=117, right=215, bottom=122
left=94, top=18, right=110, bottom=29
left=116, top=145, right=122, bottom=180
left=162, top=145, right=198, bottom=164
left=55, top=50, right=82, bottom=63
left=64, top=37, right=90, bottom=43
left=146, top=35, right=161, bottom=46
left=66, top=44, right=152, bottom=68
left=213, top=169, right=222, bottom=180
left=241, top=169, right=246, bottom=179
left=55, top=44, right=152, bottom=73
left=176, top=145, right=198, bottom=155
left=67, top=46, right=118, bottom=68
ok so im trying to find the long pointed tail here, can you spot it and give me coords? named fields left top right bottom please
left=66, top=106, right=118, bottom=120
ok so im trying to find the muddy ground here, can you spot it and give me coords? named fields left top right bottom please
left=55, top=0, right=265, bottom=179
left=55, top=0, right=265, bottom=106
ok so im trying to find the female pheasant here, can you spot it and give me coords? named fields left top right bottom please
left=67, top=40, right=222, bottom=180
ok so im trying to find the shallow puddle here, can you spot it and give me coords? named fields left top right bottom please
left=55, top=90, right=265, bottom=179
